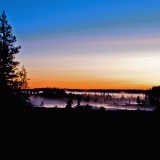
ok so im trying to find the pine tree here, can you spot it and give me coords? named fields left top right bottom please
left=13, top=65, right=30, bottom=90
left=0, top=11, right=20, bottom=95
left=0, top=11, right=32, bottom=107
left=65, top=99, right=73, bottom=109
left=137, top=96, right=140, bottom=104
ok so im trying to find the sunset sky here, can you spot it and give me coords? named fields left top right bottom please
left=1, top=0, right=160, bottom=89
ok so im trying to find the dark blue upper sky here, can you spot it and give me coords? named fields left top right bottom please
left=1, top=0, right=160, bottom=40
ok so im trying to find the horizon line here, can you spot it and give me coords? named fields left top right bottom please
left=26, top=87, right=147, bottom=90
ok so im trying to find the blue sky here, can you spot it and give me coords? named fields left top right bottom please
left=2, top=0, right=160, bottom=39
left=1, top=0, right=160, bottom=88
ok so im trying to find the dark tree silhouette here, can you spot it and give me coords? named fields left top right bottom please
left=137, top=96, right=140, bottom=104
left=121, top=95, right=124, bottom=100
left=145, top=85, right=160, bottom=111
left=0, top=11, right=32, bottom=107
left=13, top=65, right=30, bottom=90
left=145, top=86, right=160, bottom=97
left=42, top=87, right=66, bottom=98
left=65, top=99, right=73, bottom=109
left=0, top=11, right=20, bottom=95
left=86, top=94, right=90, bottom=102
left=84, top=104, right=92, bottom=110
left=99, top=106, right=105, bottom=111
left=77, top=97, right=81, bottom=107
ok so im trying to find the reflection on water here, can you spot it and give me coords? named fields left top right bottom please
left=30, top=92, right=155, bottom=111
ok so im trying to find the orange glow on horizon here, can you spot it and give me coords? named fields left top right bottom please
left=28, top=78, right=151, bottom=90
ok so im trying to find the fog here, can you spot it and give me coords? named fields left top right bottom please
left=30, top=91, right=155, bottom=111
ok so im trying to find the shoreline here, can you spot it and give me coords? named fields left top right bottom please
left=34, top=104, right=156, bottom=111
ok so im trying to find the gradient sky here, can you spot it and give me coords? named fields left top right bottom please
left=1, top=0, right=160, bottom=89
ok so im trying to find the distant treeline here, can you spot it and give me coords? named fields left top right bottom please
left=20, top=88, right=146, bottom=94
left=145, top=86, right=160, bottom=110
left=34, top=87, right=143, bottom=104
left=145, top=86, right=160, bottom=97
left=63, top=89, right=145, bottom=94
left=40, top=87, right=67, bottom=98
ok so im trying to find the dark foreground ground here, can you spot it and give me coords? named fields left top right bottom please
left=6, top=107, right=158, bottom=127
left=2, top=107, right=159, bottom=157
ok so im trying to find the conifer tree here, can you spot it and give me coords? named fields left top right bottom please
left=13, top=65, right=30, bottom=90
left=0, top=11, right=32, bottom=107
left=0, top=11, right=20, bottom=95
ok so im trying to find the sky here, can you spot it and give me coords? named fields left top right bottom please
left=1, top=0, right=160, bottom=89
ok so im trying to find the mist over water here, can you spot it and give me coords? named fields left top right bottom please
left=30, top=91, right=154, bottom=111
